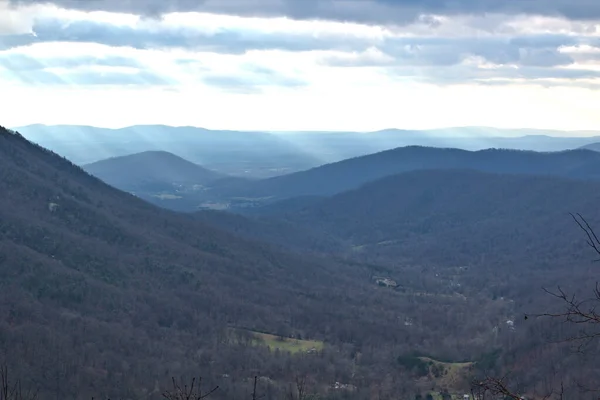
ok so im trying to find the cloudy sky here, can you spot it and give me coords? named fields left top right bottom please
left=1, top=0, right=600, bottom=131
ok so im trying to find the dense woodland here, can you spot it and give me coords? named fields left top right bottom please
left=1, top=125, right=600, bottom=399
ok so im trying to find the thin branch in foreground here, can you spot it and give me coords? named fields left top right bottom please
left=162, top=376, right=219, bottom=400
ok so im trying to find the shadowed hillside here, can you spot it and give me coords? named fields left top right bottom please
left=217, top=146, right=600, bottom=206
left=0, top=126, right=510, bottom=399
left=197, top=168, right=600, bottom=397
left=84, top=150, right=224, bottom=189
left=271, top=169, right=600, bottom=268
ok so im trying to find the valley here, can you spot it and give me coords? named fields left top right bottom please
left=5, top=0, right=600, bottom=397
left=0, top=125, right=598, bottom=399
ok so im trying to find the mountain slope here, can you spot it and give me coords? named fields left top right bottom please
left=83, top=151, right=228, bottom=210
left=222, top=146, right=600, bottom=204
left=579, top=142, right=600, bottom=152
left=83, top=150, right=224, bottom=190
left=0, top=126, right=439, bottom=399
left=3, top=126, right=597, bottom=398
left=15, top=124, right=324, bottom=177
left=272, top=168, right=598, bottom=271
left=16, top=124, right=600, bottom=167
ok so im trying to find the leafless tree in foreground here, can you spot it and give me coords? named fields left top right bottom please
left=472, top=375, right=564, bottom=400
left=531, top=214, right=600, bottom=351
left=473, top=213, right=600, bottom=399
left=162, top=376, right=219, bottom=400
left=0, top=366, right=38, bottom=400
left=288, top=374, right=308, bottom=400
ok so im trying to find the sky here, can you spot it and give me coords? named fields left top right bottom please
left=1, top=0, right=600, bottom=131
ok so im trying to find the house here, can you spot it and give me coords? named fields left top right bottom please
left=375, top=277, right=398, bottom=288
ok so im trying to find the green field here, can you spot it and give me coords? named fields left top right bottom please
left=248, top=331, right=325, bottom=354
left=418, top=357, right=474, bottom=397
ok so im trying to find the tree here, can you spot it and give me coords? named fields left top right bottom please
left=0, top=366, right=38, bottom=400
left=162, top=377, right=219, bottom=400
left=472, top=213, right=600, bottom=399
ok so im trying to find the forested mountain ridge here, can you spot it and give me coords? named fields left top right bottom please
left=200, top=168, right=600, bottom=397
left=83, top=151, right=229, bottom=211
left=83, top=150, right=224, bottom=189
left=579, top=142, right=600, bottom=152
left=216, top=146, right=600, bottom=205
left=0, top=126, right=510, bottom=399
left=271, top=169, right=600, bottom=268
left=2, top=125, right=599, bottom=398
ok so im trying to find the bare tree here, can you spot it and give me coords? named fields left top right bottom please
left=472, top=213, right=600, bottom=399
left=472, top=374, right=564, bottom=400
left=288, top=374, right=307, bottom=400
left=162, top=376, right=219, bottom=400
left=0, top=366, right=38, bottom=400
left=526, top=213, right=600, bottom=351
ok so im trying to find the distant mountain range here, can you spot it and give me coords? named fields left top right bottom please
left=579, top=142, right=600, bottom=152
left=261, top=169, right=600, bottom=267
left=0, top=125, right=433, bottom=398
left=212, top=146, right=600, bottom=210
left=14, top=124, right=600, bottom=178
left=4, top=124, right=600, bottom=397
left=83, top=145, right=600, bottom=212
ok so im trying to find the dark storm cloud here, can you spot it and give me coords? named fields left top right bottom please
left=9, top=0, right=600, bottom=24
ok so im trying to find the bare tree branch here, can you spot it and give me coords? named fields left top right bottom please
left=162, top=376, right=219, bottom=400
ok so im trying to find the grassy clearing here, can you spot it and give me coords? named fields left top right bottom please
left=248, top=331, right=324, bottom=354
left=418, top=357, right=474, bottom=391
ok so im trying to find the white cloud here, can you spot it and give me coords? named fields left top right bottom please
left=2, top=2, right=600, bottom=130
left=0, top=0, right=37, bottom=34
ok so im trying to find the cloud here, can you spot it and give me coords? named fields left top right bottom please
left=0, top=1, right=37, bottom=35
left=1, top=16, right=591, bottom=69
left=0, top=17, right=382, bottom=54
left=318, top=34, right=581, bottom=71
left=0, top=53, right=140, bottom=70
left=385, top=61, right=600, bottom=87
left=202, top=65, right=306, bottom=93
left=9, top=0, right=600, bottom=24
left=2, top=0, right=600, bottom=92
left=0, top=52, right=170, bottom=85
left=0, top=67, right=171, bottom=86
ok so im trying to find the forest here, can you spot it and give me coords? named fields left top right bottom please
left=1, top=125, right=599, bottom=399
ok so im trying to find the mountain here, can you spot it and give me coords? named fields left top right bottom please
left=194, top=209, right=347, bottom=254
left=0, top=126, right=410, bottom=398
left=6, top=123, right=600, bottom=398
left=14, top=124, right=324, bottom=178
left=0, top=126, right=513, bottom=399
left=82, top=151, right=229, bottom=210
left=579, top=142, right=600, bottom=152
left=84, top=151, right=224, bottom=189
left=14, top=124, right=600, bottom=179
left=198, top=168, right=600, bottom=393
left=217, top=146, right=600, bottom=207
left=273, top=169, right=599, bottom=267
